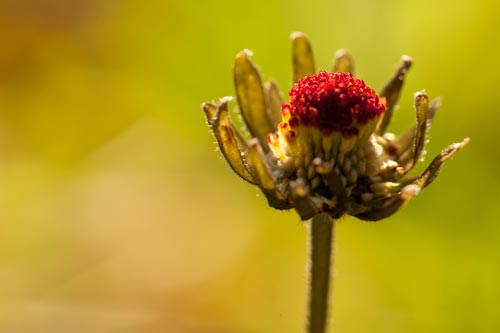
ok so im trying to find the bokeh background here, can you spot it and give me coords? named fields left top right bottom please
left=0, top=0, right=498, bottom=332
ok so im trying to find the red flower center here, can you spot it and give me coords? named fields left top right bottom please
left=283, top=71, right=385, bottom=137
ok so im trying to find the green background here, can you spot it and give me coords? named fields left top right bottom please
left=0, top=0, right=498, bottom=332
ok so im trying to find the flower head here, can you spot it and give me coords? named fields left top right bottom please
left=203, top=32, right=468, bottom=221
left=286, top=71, right=385, bottom=136
left=269, top=71, right=386, bottom=167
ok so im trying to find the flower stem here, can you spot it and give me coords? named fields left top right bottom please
left=307, top=213, right=335, bottom=333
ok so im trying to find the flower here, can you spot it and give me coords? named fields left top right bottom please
left=202, top=32, right=468, bottom=221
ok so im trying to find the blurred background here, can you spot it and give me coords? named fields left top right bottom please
left=0, top=0, right=498, bottom=332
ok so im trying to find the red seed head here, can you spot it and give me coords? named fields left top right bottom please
left=284, top=71, right=385, bottom=137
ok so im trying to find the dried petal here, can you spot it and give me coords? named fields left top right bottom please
left=377, top=55, right=413, bottom=134
left=290, top=179, right=319, bottom=220
left=412, top=138, right=469, bottom=189
left=204, top=98, right=255, bottom=184
left=202, top=100, right=217, bottom=126
left=412, top=91, right=430, bottom=168
left=323, top=167, right=347, bottom=201
left=354, top=185, right=418, bottom=221
left=291, top=32, right=315, bottom=82
left=246, top=139, right=290, bottom=209
left=394, top=97, right=441, bottom=165
left=428, top=97, right=441, bottom=120
left=234, top=50, right=275, bottom=151
left=246, top=139, right=275, bottom=190
left=332, top=49, right=355, bottom=74
left=266, top=80, right=284, bottom=128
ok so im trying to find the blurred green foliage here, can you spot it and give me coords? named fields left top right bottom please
left=0, top=0, right=498, bottom=332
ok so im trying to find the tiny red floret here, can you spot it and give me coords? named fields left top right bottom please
left=267, top=132, right=279, bottom=145
left=284, top=71, right=385, bottom=136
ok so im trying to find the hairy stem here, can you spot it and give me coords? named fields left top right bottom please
left=307, top=213, right=335, bottom=333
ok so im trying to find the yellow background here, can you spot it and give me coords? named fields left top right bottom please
left=0, top=0, right=498, bottom=332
